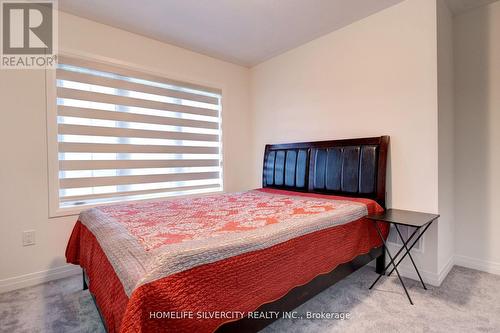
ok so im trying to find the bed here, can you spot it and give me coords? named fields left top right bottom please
left=66, top=136, right=390, bottom=333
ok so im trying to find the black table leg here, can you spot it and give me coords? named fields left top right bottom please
left=394, top=225, right=427, bottom=290
left=82, top=269, right=88, bottom=290
left=370, top=225, right=420, bottom=288
left=369, top=221, right=414, bottom=305
left=386, top=221, right=434, bottom=278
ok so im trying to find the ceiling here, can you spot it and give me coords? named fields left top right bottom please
left=446, top=0, right=499, bottom=15
left=59, top=0, right=405, bottom=67
left=59, top=0, right=500, bottom=67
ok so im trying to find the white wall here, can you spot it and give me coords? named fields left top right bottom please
left=437, top=0, right=456, bottom=278
left=454, top=1, right=500, bottom=274
left=0, top=12, right=253, bottom=292
left=5, top=0, right=499, bottom=293
left=250, top=0, right=442, bottom=281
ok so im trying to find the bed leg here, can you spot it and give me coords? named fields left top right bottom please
left=82, top=269, right=88, bottom=290
left=375, top=247, right=386, bottom=275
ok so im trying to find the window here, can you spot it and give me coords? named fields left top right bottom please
left=48, top=56, right=222, bottom=214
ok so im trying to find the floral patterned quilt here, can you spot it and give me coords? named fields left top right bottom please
left=78, top=189, right=368, bottom=296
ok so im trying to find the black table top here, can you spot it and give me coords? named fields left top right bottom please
left=366, top=209, right=439, bottom=227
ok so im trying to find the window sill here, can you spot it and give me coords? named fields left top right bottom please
left=49, top=189, right=224, bottom=218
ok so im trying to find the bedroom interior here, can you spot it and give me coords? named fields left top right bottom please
left=0, top=0, right=499, bottom=332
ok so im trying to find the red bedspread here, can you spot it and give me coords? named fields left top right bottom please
left=66, top=189, right=388, bottom=332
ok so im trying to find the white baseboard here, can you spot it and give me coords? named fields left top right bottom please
left=394, top=264, right=442, bottom=287
left=437, top=255, right=455, bottom=284
left=0, top=264, right=81, bottom=294
left=454, top=254, right=500, bottom=276
left=399, top=255, right=455, bottom=287
left=375, top=254, right=500, bottom=287
left=1, top=255, right=498, bottom=294
left=369, top=254, right=454, bottom=287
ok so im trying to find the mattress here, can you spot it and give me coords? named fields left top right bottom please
left=66, top=188, right=388, bottom=332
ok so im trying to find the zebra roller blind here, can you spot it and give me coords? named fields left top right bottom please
left=55, top=56, right=222, bottom=208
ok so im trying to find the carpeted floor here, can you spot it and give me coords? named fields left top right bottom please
left=1, top=265, right=499, bottom=333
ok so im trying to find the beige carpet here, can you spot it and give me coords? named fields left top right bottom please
left=1, top=265, right=499, bottom=332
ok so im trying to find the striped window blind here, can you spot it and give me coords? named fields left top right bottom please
left=55, top=56, right=222, bottom=208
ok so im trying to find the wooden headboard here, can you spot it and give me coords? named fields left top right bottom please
left=262, top=136, right=389, bottom=208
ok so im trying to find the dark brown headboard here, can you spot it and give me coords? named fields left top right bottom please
left=262, top=136, right=389, bottom=208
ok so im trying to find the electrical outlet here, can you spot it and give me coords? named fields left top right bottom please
left=22, top=230, right=36, bottom=246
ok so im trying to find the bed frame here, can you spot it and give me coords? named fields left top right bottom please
left=217, top=135, right=390, bottom=332
left=84, top=136, right=390, bottom=333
